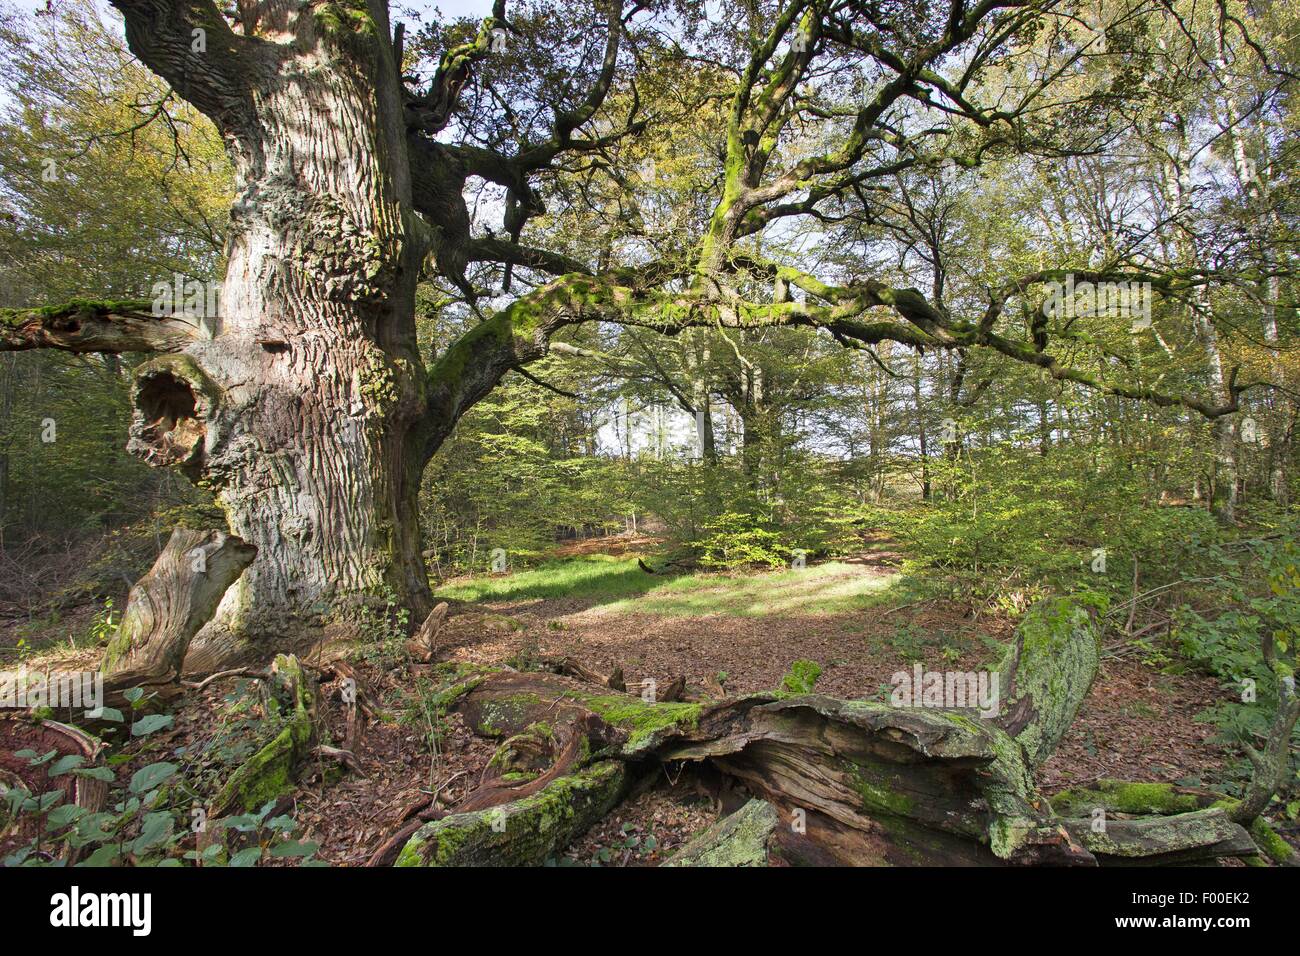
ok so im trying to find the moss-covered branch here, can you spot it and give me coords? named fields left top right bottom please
left=0, top=299, right=201, bottom=354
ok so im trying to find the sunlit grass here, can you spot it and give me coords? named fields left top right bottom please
left=433, top=554, right=661, bottom=603
left=434, top=555, right=905, bottom=617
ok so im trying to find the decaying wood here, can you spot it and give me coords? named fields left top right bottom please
left=395, top=761, right=629, bottom=866
left=208, top=655, right=317, bottom=818
left=313, top=745, right=367, bottom=778
left=995, top=597, right=1101, bottom=768
left=659, top=675, right=687, bottom=702
left=99, top=529, right=255, bottom=704
left=0, top=716, right=108, bottom=865
left=538, top=656, right=688, bottom=701
left=539, top=654, right=618, bottom=687
left=662, top=799, right=780, bottom=867
left=387, top=595, right=1266, bottom=867
left=1061, top=808, right=1257, bottom=865
left=406, top=601, right=450, bottom=661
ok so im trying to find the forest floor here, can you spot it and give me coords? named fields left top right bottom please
left=423, top=538, right=1234, bottom=864
left=1, top=533, right=1248, bottom=866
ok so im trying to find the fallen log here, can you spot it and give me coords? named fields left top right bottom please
left=1050, top=779, right=1211, bottom=817
left=395, top=761, right=628, bottom=866
left=995, top=596, right=1101, bottom=768
left=208, top=654, right=316, bottom=817
left=662, top=799, right=780, bottom=867
left=392, top=596, right=1261, bottom=866
left=1061, top=808, right=1256, bottom=866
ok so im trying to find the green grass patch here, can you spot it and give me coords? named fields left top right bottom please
left=435, top=556, right=904, bottom=617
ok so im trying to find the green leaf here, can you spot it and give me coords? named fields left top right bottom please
left=128, top=761, right=178, bottom=794
left=73, top=767, right=115, bottom=783
left=76, top=845, right=121, bottom=867
left=46, top=803, right=85, bottom=829
left=228, top=847, right=263, bottom=867
left=269, top=840, right=318, bottom=858
left=48, top=754, right=85, bottom=776
left=131, top=811, right=173, bottom=854
left=130, top=714, right=174, bottom=737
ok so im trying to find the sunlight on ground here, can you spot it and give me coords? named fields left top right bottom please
left=434, top=555, right=904, bottom=617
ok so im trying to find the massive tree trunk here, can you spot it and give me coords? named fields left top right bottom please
left=0, top=0, right=1265, bottom=678
left=112, top=6, right=438, bottom=671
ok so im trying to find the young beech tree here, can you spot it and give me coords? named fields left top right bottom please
left=0, top=0, right=1280, bottom=670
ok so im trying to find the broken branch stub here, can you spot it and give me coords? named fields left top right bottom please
left=995, top=597, right=1102, bottom=769
left=101, top=529, right=256, bottom=697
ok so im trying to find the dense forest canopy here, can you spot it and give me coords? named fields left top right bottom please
left=0, top=0, right=1297, bottom=872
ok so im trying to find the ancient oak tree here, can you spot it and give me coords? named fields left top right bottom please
left=0, top=1, right=1263, bottom=669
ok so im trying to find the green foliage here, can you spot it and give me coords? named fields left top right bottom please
left=632, top=454, right=871, bottom=570
left=779, top=659, right=822, bottom=694
left=692, top=511, right=787, bottom=569
left=1172, top=524, right=1300, bottom=799
left=884, top=442, right=1223, bottom=610
left=437, top=554, right=900, bottom=617
left=421, top=372, right=635, bottom=574
left=2, top=706, right=317, bottom=867
left=349, top=583, right=412, bottom=672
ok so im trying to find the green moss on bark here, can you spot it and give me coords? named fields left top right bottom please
left=395, top=760, right=627, bottom=866
left=1050, top=779, right=1202, bottom=818
left=663, top=799, right=778, bottom=867
left=210, top=655, right=315, bottom=815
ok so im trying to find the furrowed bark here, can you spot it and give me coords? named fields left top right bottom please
left=131, top=6, right=437, bottom=671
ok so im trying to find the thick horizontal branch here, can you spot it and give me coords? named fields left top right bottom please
left=111, top=0, right=256, bottom=135
left=0, top=300, right=202, bottom=354
left=466, top=237, right=593, bottom=278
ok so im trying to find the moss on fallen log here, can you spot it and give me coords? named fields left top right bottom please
left=210, top=655, right=316, bottom=816
left=405, top=595, right=1266, bottom=867
left=395, top=760, right=628, bottom=866
left=1050, top=779, right=1206, bottom=818
left=1061, top=808, right=1256, bottom=865
left=996, top=596, right=1101, bottom=768
left=1246, top=815, right=1297, bottom=866
left=662, top=799, right=780, bottom=867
